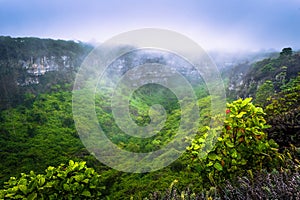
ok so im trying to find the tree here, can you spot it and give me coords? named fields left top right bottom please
left=280, top=47, right=292, bottom=57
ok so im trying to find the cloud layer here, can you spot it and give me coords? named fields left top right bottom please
left=1, top=0, right=299, bottom=51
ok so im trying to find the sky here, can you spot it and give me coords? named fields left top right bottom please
left=0, top=0, right=300, bottom=52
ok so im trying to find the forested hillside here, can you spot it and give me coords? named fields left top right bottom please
left=228, top=48, right=300, bottom=99
left=0, top=37, right=299, bottom=199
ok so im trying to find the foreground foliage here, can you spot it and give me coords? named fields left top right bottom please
left=188, top=98, right=284, bottom=185
left=0, top=161, right=104, bottom=200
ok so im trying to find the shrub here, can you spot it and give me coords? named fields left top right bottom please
left=187, top=98, right=283, bottom=185
left=0, top=160, right=105, bottom=199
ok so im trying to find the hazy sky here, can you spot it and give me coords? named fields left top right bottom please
left=1, top=0, right=300, bottom=51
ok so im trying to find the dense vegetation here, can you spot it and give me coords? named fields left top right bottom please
left=227, top=48, right=300, bottom=99
left=0, top=37, right=299, bottom=199
left=0, top=161, right=105, bottom=199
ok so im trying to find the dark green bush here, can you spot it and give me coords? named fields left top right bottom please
left=146, top=169, right=300, bottom=200
left=264, top=74, right=300, bottom=149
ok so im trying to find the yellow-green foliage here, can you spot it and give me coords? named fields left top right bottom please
left=188, top=98, right=283, bottom=184
left=0, top=160, right=104, bottom=200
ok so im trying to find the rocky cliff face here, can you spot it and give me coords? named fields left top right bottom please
left=101, top=49, right=204, bottom=87
left=0, top=36, right=92, bottom=109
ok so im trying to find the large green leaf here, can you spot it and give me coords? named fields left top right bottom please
left=213, top=162, right=223, bottom=171
left=225, top=140, right=234, bottom=148
left=18, top=185, right=28, bottom=194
